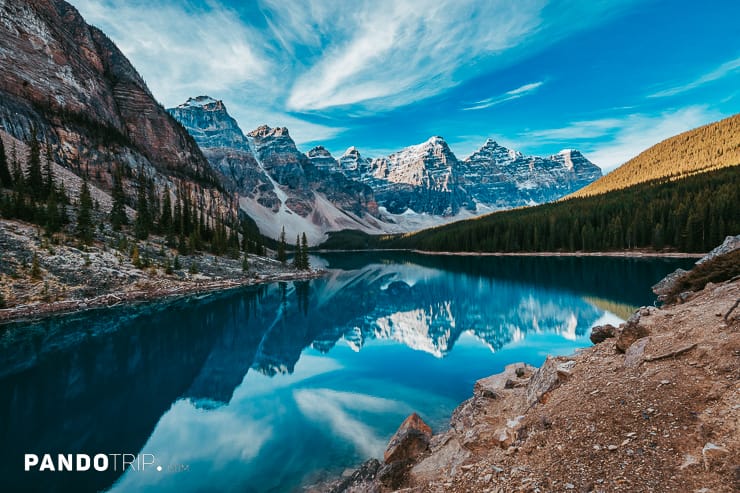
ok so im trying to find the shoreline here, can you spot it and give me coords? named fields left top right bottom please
left=411, top=249, right=704, bottom=258
left=0, top=270, right=325, bottom=325
left=314, top=248, right=705, bottom=258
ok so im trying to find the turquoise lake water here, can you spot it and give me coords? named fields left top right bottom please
left=0, top=253, right=694, bottom=492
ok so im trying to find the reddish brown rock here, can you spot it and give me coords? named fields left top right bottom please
left=590, top=324, right=617, bottom=344
left=383, top=413, right=433, bottom=464
left=616, top=314, right=650, bottom=353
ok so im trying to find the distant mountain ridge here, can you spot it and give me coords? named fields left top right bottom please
left=168, top=96, right=602, bottom=241
left=570, top=113, right=740, bottom=198
left=309, top=137, right=601, bottom=215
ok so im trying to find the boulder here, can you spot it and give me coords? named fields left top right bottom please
left=473, top=363, right=534, bottom=398
left=695, top=234, right=740, bottom=265
left=384, top=413, right=433, bottom=464
left=652, top=268, right=688, bottom=300
left=526, top=356, right=575, bottom=406
left=376, top=460, right=410, bottom=489
left=590, top=324, right=617, bottom=344
left=411, top=435, right=470, bottom=485
left=329, top=459, right=381, bottom=493
left=616, top=314, right=650, bottom=353
left=624, top=338, right=649, bottom=368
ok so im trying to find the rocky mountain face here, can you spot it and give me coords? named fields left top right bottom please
left=306, top=137, right=601, bottom=217
left=170, top=100, right=381, bottom=243
left=362, top=136, right=472, bottom=215
left=167, top=97, right=270, bottom=203
left=169, top=92, right=601, bottom=240
left=0, top=0, right=231, bottom=218
left=459, top=140, right=602, bottom=208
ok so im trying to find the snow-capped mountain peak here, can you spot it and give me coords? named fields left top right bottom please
left=169, top=96, right=602, bottom=241
left=179, top=95, right=219, bottom=108
left=342, top=146, right=361, bottom=158
left=168, top=96, right=250, bottom=152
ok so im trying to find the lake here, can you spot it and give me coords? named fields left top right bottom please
left=0, top=253, right=694, bottom=493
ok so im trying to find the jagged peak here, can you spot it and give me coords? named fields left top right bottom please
left=557, top=148, right=578, bottom=156
left=248, top=125, right=290, bottom=139
left=178, top=95, right=220, bottom=108
left=308, top=145, right=333, bottom=158
left=424, top=135, right=448, bottom=147
left=342, top=146, right=361, bottom=157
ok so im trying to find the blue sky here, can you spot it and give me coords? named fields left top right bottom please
left=74, top=0, right=740, bottom=171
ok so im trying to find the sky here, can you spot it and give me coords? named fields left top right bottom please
left=72, top=0, right=740, bottom=171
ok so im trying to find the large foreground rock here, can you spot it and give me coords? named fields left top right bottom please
left=653, top=234, right=740, bottom=301
left=526, top=356, right=576, bottom=405
left=590, top=323, right=617, bottom=344
left=615, top=313, right=650, bottom=352
left=383, top=413, right=432, bottom=464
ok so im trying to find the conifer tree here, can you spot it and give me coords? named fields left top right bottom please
left=292, top=235, right=301, bottom=269
left=31, top=251, right=41, bottom=279
left=242, top=252, right=249, bottom=272
left=131, top=244, right=141, bottom=268
left=76, top=179, right=94, bottom=245
left=45, top=188, right=61, bottom=235
left=134, top=167, right=149, bottom=240
left=240, top=221, right=250, bottom=252
left=10, top=144, right=28, bottom=218
left=277, top=226, right=287, bottom=264
left=43, top=143, right=54, bottom=199
left=110, top=167, right=128, bottom=230
left=0, top=135, right=11, bottom=188
left=160, top=188, right=174, bottom=244
left=173, top=192, right=183, bottom=236
left=26, top=127, right=43, bottom=201
left=147, top=178, right=160, bottom=233
left=300, top=232, right=310, bottom=270
left=10, top=144, right=22, bottom=185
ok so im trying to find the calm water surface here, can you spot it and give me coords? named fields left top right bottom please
left=0, top=253, right=694, bottom=492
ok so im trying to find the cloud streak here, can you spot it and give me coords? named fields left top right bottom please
left=73, top=1, right=634, bottom=124
left=463, top=81, right=545, bottom=111
left=74, top=0, right=272, bottom=101
left=648, top=55, right=740, bottom=98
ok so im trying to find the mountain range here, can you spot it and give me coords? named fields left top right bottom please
left=168, top=96, right=602, bottom=242
left=0, top=0, right=602, bottom=245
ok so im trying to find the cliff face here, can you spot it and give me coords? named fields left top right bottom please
left=168, top=97, right=384, bottom=242
left=0, top=0, right=229, bottom=216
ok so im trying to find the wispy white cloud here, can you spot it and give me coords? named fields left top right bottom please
left=525, top=106, right=722, bottom=171
left=648, top=55, right=740, bottom=98
left=283, top=0, right=548, bottom=111
left=463, top=81, right=545, bottom=111
left=525, top=117, right=623, bottom=140
left=72, top=0, right=639, bottom=147
left=294, top=388, right=404, bottom=457
left=74, top=0, right=272, bottom=101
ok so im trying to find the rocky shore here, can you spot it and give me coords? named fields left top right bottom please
left=0, top=219, right=323, bottom=324
left=316, top=237, right=739, bottom=493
